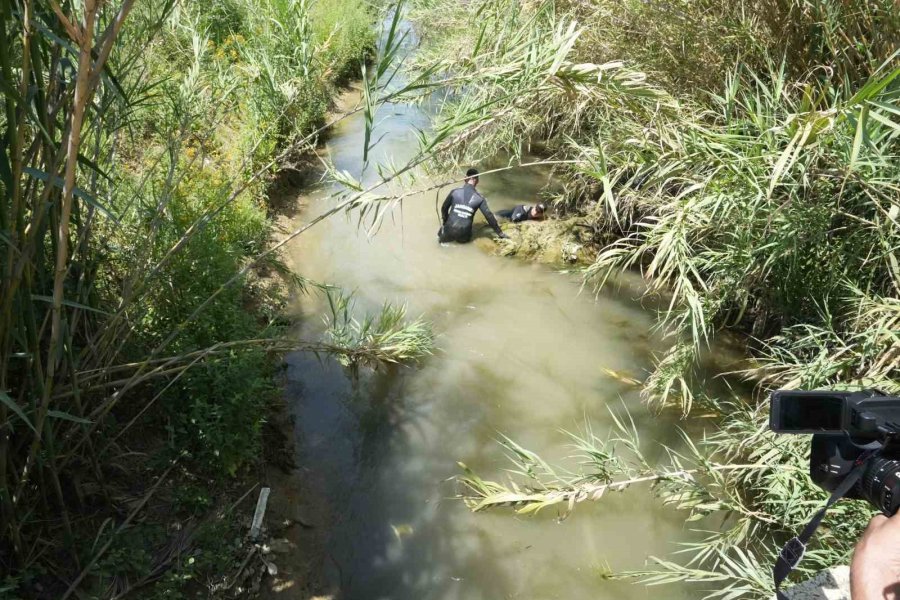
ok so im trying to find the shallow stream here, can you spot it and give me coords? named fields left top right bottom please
left=280, top=18, right=701, bottom=600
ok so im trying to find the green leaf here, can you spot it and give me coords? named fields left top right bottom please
left=767, top=122, right=811, bottom=199
left=77, top=153, right=113, bottom=182
left=849, top=105, right=868, bottom=170
left=848, top=66, right=900, bottom=106
left=869, top=100, right=900, bottom=118
left=548, top=21, right=581, bottom=75
left=472, top=21, right=488, bottom=59
left=31, top=294, right=112, bottom=316
left=99, top=63, right=128, bottom=102
left=867, top=109, right=900, bottom=136
left=361, top=63, right=374, bottom=163
left=0, top=390, right=37, bottom=435
left=32, top=18, right=79, bottom=57
left=22, top=167, right=120, bottom=224
left=47, top=410, right=92, bottom=425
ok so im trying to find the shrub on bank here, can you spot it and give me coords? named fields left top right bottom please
left=0, top=0, right=373, bottom=596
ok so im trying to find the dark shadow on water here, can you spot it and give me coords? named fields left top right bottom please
left=285, top=351, right=524, bottom=600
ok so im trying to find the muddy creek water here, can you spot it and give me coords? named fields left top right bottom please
left=280, top=21, right=699, bottom=600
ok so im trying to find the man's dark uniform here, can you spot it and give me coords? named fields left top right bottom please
left=497, top=204, right=543, bottom=222
left=509, top=204, right=531, bottom=223
left=439, top=183, right=504, bottom=243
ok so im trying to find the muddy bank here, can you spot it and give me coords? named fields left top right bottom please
left=484, top=216, right=598, bottom=265
left=258, top=402, right=334, bottom=600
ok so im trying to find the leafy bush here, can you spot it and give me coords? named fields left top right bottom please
left=313, top=0, right=375, bottom=80
left=0, top=0, right=375, bottom=595
left=167, top=349, right=279, bottom=475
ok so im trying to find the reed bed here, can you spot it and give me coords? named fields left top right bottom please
left=0, top=0, right=442, bottom=596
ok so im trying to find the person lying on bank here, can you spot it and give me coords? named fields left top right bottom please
left=497, top=202, right=546, bottom=223
left=438, top=168, right=509, bottom=244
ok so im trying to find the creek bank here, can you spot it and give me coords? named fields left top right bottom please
left=256, top=402, right=334, bottom=600
left=256, top=82, right=368, bottom=600
left=0, top=0, right=378, bottom=596
left=133, top=47, right=374, bottom=600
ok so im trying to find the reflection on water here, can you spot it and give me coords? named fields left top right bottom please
left=280, top=17, right=696, bottom=600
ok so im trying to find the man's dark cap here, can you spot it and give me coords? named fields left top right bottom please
left=536, top=203, right=546, bottom=212
left=466, top=168, right=479, bottom=178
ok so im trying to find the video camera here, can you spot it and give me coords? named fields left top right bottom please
left=770, top=389, right=900, bottom=516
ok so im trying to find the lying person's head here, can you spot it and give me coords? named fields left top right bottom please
left=531, top=203, right=546, bottom=220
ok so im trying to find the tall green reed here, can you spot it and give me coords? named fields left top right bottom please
left=0, top=0, right=440, bottom=595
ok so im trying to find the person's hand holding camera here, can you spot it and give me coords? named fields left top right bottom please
left=851, top=513, right=900, bottom=599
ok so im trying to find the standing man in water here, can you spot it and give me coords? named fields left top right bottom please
left=439, top=168, right=508, bottom=243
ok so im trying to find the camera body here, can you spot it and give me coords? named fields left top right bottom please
left=770, top=389, right=900, bottom=515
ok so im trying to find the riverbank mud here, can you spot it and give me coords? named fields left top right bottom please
left=490, top=216, right=598, bottom=265
left=259, top=402, right=334, bottom=600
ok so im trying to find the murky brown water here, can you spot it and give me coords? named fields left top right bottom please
left=280, top=18, right=700, bottom=600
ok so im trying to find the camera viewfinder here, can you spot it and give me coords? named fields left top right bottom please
left=770, top=391, right=846, bottom=434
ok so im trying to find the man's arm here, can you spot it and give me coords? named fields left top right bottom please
left=478, top=198, right=508, bottom=238
left=851, top=514, right=900, bottom=599
left=441, top=194, right=452, bottom=223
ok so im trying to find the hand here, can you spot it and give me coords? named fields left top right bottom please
left=851, top=513, right=900, bottom=599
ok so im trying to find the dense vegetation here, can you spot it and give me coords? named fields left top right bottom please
left=408, top=0, right=900, bottom=596
left=0, top=0, right=381, bottom=596
left=1, top=0, right=896, bottom=596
